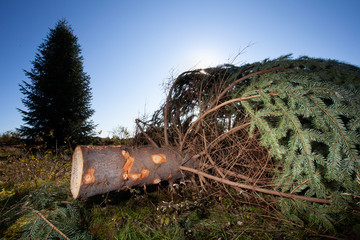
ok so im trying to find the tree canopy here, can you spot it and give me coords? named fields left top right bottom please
left=18, top=19, right=95, bottom=147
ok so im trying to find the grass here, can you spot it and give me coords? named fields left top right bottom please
left=84, top=185, right=306, bottom=240
left=0, top=145, right=357, bottom=239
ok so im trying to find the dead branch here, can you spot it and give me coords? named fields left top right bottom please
left=164, top=70, right=194, bottom=146
left=201, top=129, right=225, bottom=178
left=198, top=122, right=250, bottom=156
left=136, top=119, right=160, bottom=148
left=188, top=66, right=284, bottom=143
left=180, top=93, right=278, bottom=151
left=179, top=166, right=331, bottom=204
left=208, top=66, right=284, bottom=110
left=202, top=163, right=257, bottom=183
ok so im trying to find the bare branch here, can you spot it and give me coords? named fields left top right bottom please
left=163, top=70, right=194, bottom=146
left=180, top=93, right=278, bottom=151
left=136, top=119, right=160, bottom=148
left=179, top=166, right=331, bottom=204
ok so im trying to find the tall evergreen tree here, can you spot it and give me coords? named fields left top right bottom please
left=18, top=19, right=95, bottom=147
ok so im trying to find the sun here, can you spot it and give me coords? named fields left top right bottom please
left=185, top=48, right=223, bottom=69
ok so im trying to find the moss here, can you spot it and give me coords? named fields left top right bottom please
left=2, top=215, right=36, bottom=240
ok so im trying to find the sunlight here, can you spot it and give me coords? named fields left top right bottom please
left=199, top=69, right=210, bottom=75
left=186, top=48, right=223, bottom=69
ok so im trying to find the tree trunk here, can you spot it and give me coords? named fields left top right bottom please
left=70, top=145, right=197, bottom=199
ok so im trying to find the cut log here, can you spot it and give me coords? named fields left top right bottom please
left=70, top=145, right=197, bottom=199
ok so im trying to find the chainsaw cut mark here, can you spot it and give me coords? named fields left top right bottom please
left=129, top=173, right=142, bottom=181
left=122, top=150, right=135, bottom=180
left=140, top=169, right=150, bottom=179
left=83, top=168, right=95, bottom=184
left=151, top=154, right=167, bottom=164
left=153, top=178, right=161, bottom=184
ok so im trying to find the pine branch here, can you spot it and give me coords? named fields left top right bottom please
left=22, top=206, right=71, bottom=240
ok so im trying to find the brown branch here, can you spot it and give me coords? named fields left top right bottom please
left=198, top=122, right=251, bottom=156
left=166, top=66, right=283, bottom=147
left=208, top=66, right=284, bottom=110
left=169, top=111, right=183, bottom=147
left=135, top=119, right=160, bottom=148
left=252, top=152, right=272, bottom=186
left=179, top=166, right=331, bottom=204
left=202, top=163, right=257, bottom=183
left=22, top=206, right=71, bottom=240
left=201, top=129, right=225, bottom=178
left=201, top=137, right=251, bottom=198
left=163, top=70, right=193, bottom=146
left=179, top=93, right=278, bottom=151
left=187, top=66, right=284, bottom=145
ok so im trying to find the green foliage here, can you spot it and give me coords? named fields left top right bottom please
left=1, top=146, right=72, bottom=189
left=0, top=148, right=75, bottom=239
left=111, top=125, right=130, bottom=140
left=18, top=19, right=95, bottom=148
left=85, top=186, right=306, bottom=240
left=88, top=126, right=132, bottom=146
left=1, top=183, right=91, bottom=240
left=0, top=146, right=354, bottom=240
left=237, top=57, right=360, bottom=231
left=21, top=202, right=91, bottom=240
left=0, top=131, right=21, bottom=146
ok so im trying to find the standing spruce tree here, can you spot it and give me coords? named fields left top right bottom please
left=18, top=19, right=95, bottom=147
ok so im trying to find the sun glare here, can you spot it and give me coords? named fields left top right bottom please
left=186, top=48, right=223, bottom=69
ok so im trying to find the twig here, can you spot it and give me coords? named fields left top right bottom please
left=179, top=166, right=330, bottom=204
left=208, top=66, right=284, bottom=110
left=22, top=206, right=71, bottom=240
left=179, top=93, right=278, bottom=151
left=189, top=66, right=284, bottom=144
left=202, top=163, right=257, bottom=183
left=252, top=152, right=272, bottom=186
left=198, top=122, right=250, bottom=156
left=163, top=70, right=193, bottom=146
left=290, top=169, right=327, bottom=194
left=29, top=217, right=40, bottom=238
left=201, top=129, right=225, bottom=178
left=169, top=112, right=184, bottom=147
left=135, top=119, right=160, bottom=148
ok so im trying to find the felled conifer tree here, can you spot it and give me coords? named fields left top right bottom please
left=18, top=19, right=95, bottom=147
left=147, top=55, right=360, bottom=231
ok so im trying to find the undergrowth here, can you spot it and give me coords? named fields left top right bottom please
left=1, top=143, right=359, bottom=239
left=83, top=183, right=317, bottom=240
left=1, top=147, right=357, bottom=240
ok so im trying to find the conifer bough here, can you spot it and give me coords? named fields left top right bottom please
left=70, top=145, right=197, bottom=199
left=70, top=55, right=360, bottom=231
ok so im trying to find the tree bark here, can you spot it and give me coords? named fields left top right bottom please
left=70, top=145, right=197, bottom=199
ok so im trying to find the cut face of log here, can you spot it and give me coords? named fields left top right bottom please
left=70, top=145, right=197, bottom=199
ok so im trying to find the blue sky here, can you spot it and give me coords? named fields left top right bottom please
left=1, top=0, right=359, bottom=137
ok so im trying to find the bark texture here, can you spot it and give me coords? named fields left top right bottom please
left=70, top=145, right=197, bottom=199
